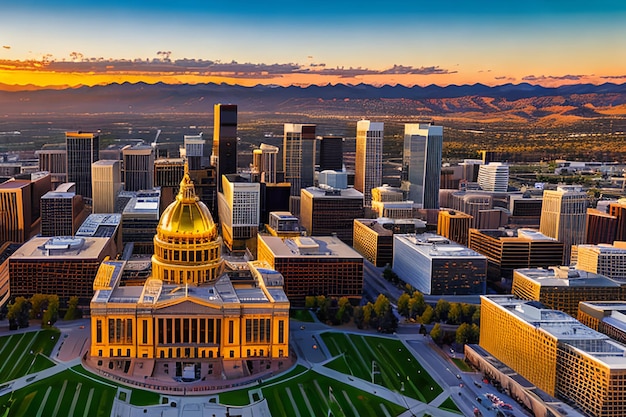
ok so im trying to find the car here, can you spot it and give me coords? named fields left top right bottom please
left=299, top=325, right=305, bottom=330
left=474, top=381, right=482, bottom=388
left=456, top=374, right=462, bottom=379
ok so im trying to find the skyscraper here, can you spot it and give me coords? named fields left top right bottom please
left=477, top=162, right=509, bottom=192
left=183, top=134, right=205, bottom=171
left=66, top=131, right=99, bottom=200
left=283, top=123, right=316, bottom=197
left=212, top=104, right=238, bottom=189
left=539, top=185, right=588, bottom=264
left=355, top=120, right=384, bottom=207
left=319, top=136, right=343, bottom=171
left=122, top=144, right=154, bottom=191
left=401, top=123, right=443, bottom=209
left=91, top=160, right=122, bottom=214
left=252, top=143, right=279, bottom=184
left=40, top=188, right=87, bottom=237
left=217, top=174, right=261, bottom=250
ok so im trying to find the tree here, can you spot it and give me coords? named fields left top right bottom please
left=30, top=293, right=49, bottom=319
left=373, top=294, right=390, bottom=318
left=420, top=305, right=434, bottom=324
left=448, top=303, right=463, bottom=325
left=461, top=303, right=476, bottom=324
left=430, top=323, right=443, bottom=344
left=304, top=296, right=316, bottom=309
left=471, top=307, right=481, bottom=325
left=409, top=291, right=426, bottom=318
left=336, top=297, right=352, bottom=324
left=455, top=323, right=473, bottom=345
left=41, top=295, right=59, bottom=328
left=353, top=306, right=365, bottom=329
left=7, top=297, right=30, bottom=329
left=470, top=323, right=480, bottom=344
left=434, top=299, right=451, bottom=323
left=64, top=296, right=81, bottom=321
left=363, top=303, right=375, bottom=328
left=378, top=307, right=398, bottom=334
left=397, top=293, right=411, bottom=319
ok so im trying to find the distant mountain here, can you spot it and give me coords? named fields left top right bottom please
left=1, top=82, right=626, bottom=123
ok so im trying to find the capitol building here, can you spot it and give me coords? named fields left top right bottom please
left=88, top=167, right=290, bottom=381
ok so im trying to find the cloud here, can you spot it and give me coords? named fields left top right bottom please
left=2, top=45, right=10, bottom=50
left=379, top=65, right=457, bottom=75
left=522, top=74, right=584, bottom=81
left=600, top=75, right=626, bottom=80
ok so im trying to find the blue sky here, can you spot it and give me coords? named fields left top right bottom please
left=2, top=1, right=626, bottom=85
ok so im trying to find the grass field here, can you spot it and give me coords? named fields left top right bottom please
left=0, top=365, right=162, bottom=417
left=219, top=367, right=406, bottom=417
left=321, top=332, right=443, bottom=403
left=439, top=396, right=462, bottom=413
left=0, top=329, right=60, bottom=384
left=289, top=309, right=315, bottom=323
left=451, top=357, right=472, bottom=372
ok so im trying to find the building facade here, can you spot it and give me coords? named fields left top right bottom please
left=576, top=243, right=626, bottom=282
left=437, top=210, right=472, bottom=246
left=511, top=267, right=624, bottom=317
left=392, top=233, right=487, bottom=295
left=480, top=295, right=626, bottom=417
left=92, top=159, right=122, bottom=214
left=122, top=145, right=155, bottom=192
left=283, top=123, right=316, bottom=197
left=217, top=174, right=260, bottom=250
left=300, top=186, right=364, bottom=245
left=212, top=104, right=238, bottom=189
left=353, top=218, right=419, bottom=267
left=468, top=228, right=564, bottom=280
left=66, top=131, right=99, bottom=200
left=355, top=120, right=384, bottom=207
left=539, top=186, right=588, bottom=265
left=402, top=123, right=443, bottom=209
left=257, top=235, right=363, bottom=306
left=477, top=162, right=509, bottom=192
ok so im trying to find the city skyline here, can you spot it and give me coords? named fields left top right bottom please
left=1, top=1, right=626, bottom=87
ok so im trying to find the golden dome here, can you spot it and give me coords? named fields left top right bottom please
left=157, top=165, right=218, bottom=239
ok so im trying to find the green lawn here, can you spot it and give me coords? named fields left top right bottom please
left=320, top=332, right=443, bottom=402
left=0, top=329, right=60, bottom=384
left=289, top=309, right=315, bottom=323
left=0, top=365, right=162, bottom=417
left=219, top=369, right=406, bottom=417
left=452, top=357, right=472, bottom=372
left=439, top=396, right=462, bottom=414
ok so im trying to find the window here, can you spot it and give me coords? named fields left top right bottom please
left=278, top=320, right=285, bottom=344
left=228, top=320, right=234, bottom=344
left=96, top=320, right=102, bottom=343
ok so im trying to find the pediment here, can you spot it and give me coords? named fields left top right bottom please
left=154, top=299, right=224, bottom=315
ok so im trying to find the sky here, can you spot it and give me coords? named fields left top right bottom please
left=1, top=1, right=626, bottom=87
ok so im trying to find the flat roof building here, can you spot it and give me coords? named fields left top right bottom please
left=300, top=186, right=364, bottom=245
left=353, top=218, right=422, bottom=267
left=393, top=233, right=487, bottom=295
left=480, top=295, right=626, bottom=417
left=576, top=243, right=626, bottom=282
left=512, top=267, right=624, bottom=317
left=257, top=234, right=363, bottom=306
left=9, top=235, right=117, bottom=307
left=468, top=228, right=564, bottom=281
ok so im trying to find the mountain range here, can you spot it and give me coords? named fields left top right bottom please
left=1, top=82, right=626, bottom=124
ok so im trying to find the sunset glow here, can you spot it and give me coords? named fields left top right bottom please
left=1, top=1, right=625, bottom=88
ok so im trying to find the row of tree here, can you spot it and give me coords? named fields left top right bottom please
left=397, top=292, right=480, bottom=326
left=305, top=294, right=399, bottom=333
left=5, top=295, right=81, bottom=330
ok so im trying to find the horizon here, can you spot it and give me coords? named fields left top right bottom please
left=2, top=1, right=626, bottom=88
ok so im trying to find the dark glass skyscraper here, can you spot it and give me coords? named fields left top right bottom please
left=319, top=136, right=343, bottom=171
left=66, top=131, right=99, bottom=200
left=212, top=104, right=238, bottom=191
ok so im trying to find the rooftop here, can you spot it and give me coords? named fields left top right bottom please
left=395, top=233, right=486, bottom=259
left=11, top=236, right=111, bottom=259
left=514, top=267, right=621, bottom=287
left=302, top=186, right=364, bottom=199
left=484, top=295, right=626, bottom=369
left=259, top=235, right=363, bottom=259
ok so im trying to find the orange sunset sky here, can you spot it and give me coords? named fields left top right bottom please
left=1, top=1, right=626, bottom=89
